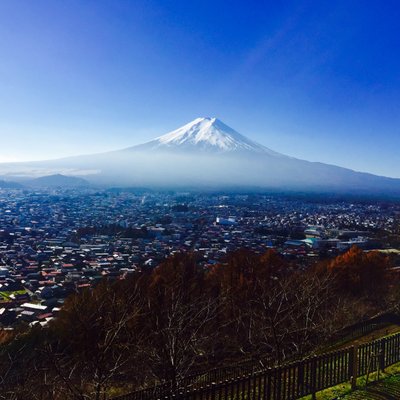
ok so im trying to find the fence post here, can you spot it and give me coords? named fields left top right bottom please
left=297, top=361, right=304, bottom=397
left=380, top=338, right=386, bottom=372
left=276, top=368, right=282, bottom=400
left=311, top=358, right=317, bottom=400
left=210, top=382, right=216, bottom=400
left=266, top=368, right=272, bottom=400
left=349, top=346, right=358, bottom=390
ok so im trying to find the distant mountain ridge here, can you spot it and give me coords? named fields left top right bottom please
left=0, top=179, right=23, bottom=189
left=27, top=174, right=89, bottom=188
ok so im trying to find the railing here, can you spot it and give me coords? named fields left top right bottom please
left=331, top=311, right=400, bottom=343
left=114, top=312, right=400, bottom=400
left=113, top=331, right=400, bottom=400
left=178, top=356, right=273, bottom=388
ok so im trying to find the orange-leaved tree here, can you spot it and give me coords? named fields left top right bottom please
left=327, top=245, right=390, bottom=297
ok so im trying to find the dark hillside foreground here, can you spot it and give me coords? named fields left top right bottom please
left=1, top=246, right=400, bottom=399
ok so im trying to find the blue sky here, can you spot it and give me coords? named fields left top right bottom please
left=1, top=0, right=400, bottom=177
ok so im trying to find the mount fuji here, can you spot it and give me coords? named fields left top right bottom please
left=129, top=117, right=280, bottom=156
left=1, top=117, right=400, bottom=194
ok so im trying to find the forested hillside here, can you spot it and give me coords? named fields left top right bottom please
left=0, top=246, right=397, bottom=399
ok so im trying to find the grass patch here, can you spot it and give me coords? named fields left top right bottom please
left=338, top=374, right=400, bottom=399
left=0, top=290, right=28, bottom=301
left=298, top=360, right=400, bottom=399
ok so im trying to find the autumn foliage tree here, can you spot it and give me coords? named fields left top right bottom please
left=327, top=246, right=391, bottom=296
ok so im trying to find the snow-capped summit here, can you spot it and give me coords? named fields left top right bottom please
left=130, top=117, right=281, bottom=155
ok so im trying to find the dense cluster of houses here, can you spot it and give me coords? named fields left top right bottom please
left=0, top=188, right=398, bottom=327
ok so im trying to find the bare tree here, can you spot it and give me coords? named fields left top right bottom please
left=145, top=287, right=218, bottom=389
left=250, top=276, right=294, bottom=363
left=39, top=277, right=145, bottom=400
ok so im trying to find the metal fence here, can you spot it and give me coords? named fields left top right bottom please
left=113, top=331, right=400, bottom=400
